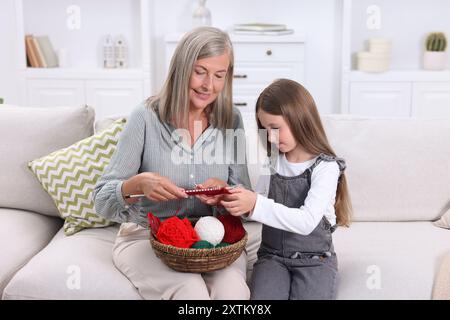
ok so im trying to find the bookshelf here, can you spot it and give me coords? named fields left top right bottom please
left=340, top=0, right=450, bottom=118
left=14, top=0, right=152, bottom=120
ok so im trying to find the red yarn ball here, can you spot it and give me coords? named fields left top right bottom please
left=217, top=214, right=245, bottom=244
left=156, top=216, right=199, bottom=248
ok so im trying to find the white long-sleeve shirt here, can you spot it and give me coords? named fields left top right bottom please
left=248, top=154, right=340, bottom=236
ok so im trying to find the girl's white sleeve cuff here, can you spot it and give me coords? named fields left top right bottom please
left=248, top=194, right=271, bottom=223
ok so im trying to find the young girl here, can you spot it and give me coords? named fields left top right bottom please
left=220, top=79, right=352, bottom=300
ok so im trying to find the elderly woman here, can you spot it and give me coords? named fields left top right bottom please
left=93, top=27, right=251, bottom=300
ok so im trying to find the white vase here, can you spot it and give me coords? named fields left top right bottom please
left=423, top=51, right=447, bottom=70
left=368, top=38, right=392, bottom=55
left=192, top=0, right=211, bottom=28
left=57, top=48, right=69, bottom=67
left=357, top=51, right=390, bottom=73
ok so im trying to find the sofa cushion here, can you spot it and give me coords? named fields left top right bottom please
left=322, top=115, right=450, bottom=222
left=2, top=225, right=142, bottom=300
left=333, top=221, right=450, bottom=299
left=2, top=221, right=261, bottom=300
left=94, top=114, right=128, bottom=134
left=0, top=208, right=62, bottom=295
left=0, top=105, right=95, bottom=217
left=28, top=118, right=126, bottom=235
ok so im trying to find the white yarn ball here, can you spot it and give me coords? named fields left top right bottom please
left=194, top=216, right=225, bottom=246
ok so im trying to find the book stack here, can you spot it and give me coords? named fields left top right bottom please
left=25, top=35, right=58, bottom=68
left=232, top=23, right=294, bottom=36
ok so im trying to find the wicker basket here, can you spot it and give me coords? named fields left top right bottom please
left=150, top=232, right=248, bottom=273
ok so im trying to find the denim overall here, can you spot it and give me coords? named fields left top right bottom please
left=250, top=154, right=346, bottom=300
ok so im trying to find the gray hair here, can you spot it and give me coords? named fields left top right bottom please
left=148, top=26, right=235, bottom=130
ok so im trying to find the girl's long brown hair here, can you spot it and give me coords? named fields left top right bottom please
left=256, top=79, right=352, bottom=226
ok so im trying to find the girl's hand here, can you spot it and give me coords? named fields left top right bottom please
left=195, top=178, right=228, bottom=206
left=220, top=187, right=257, bottom=216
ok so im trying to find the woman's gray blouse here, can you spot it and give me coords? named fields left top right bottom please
left=93, top=102, right=251, bottom=226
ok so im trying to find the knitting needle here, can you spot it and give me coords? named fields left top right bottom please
left=124, top=185, right=240, bottom=199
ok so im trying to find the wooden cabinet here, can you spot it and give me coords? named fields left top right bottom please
left=345, top=76, right=450, bottom=118
left=26, top=72, right=145, bottom=119
left=232, top=38, right=304, bottom=130
left=85, top=80, right=144, bottom=120
left=412, top=82, right=450, bottom=118
left=27, top=79, right=84, bottom=107
left=349, top=82, right=412, bottom=117
left=232, top=42, right=305, bottom=63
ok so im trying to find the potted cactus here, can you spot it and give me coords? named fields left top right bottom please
left=423, top=32, right=448, bottom=70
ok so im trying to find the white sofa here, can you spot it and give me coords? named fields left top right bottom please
left=1, top=105, right=449, bottom=300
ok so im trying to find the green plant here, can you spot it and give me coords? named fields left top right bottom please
left=0, top=97, right=4, bottom=104
left=426, top=32, right=447, bottom=52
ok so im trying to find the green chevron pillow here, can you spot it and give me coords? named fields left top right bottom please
left=28, top=118, right=126, bottom=235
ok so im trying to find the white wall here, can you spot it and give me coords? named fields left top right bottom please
left=0, top=0, right=342, bottom=113
left=0, top=0, right=21, bottom=104
left=3, top=0, right=450, bottom=113
left=351, top=0, right=450, bottom=70
left=152, top=0, right=343, bottom=114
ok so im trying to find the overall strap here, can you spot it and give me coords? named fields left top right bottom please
left=264, top=152, right=279, bottom=176
left=307, top=153, right=345, bottom=234
left=308, top=153, right=346, bottom=176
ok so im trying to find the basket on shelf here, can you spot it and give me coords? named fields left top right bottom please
left=150, top=231, right=248, bottom=273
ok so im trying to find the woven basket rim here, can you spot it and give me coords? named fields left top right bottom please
left=150, top=231, right=248, bottom=257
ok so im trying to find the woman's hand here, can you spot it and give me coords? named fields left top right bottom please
left=123, top=172, right=188, bottom=203
left=220, top=187, right=257, bottom=216
left=195, top=178, right=228, bottom=206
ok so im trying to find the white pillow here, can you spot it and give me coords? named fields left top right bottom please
left=0, top=105, right=95, bottom=217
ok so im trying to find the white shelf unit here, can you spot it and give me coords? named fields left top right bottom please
left=340, top=0, right=450, bottom=118
left=14, top=0, right=152, bottom=120
left=164, top=33, right=306, bottom=130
